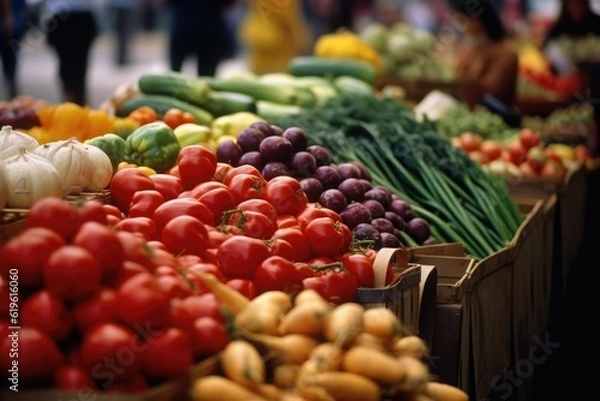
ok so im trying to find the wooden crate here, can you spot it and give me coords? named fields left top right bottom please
left=355, top=247, right=422, bottom=336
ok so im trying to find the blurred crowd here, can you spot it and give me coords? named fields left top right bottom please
left=1, top=0, right=599, bottom=105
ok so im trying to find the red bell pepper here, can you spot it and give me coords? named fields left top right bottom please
left=110, top=168, right=155, bottom=213
left=129, top=190, right=165, bottom=218
left=149, top=174, right=183, bottom=201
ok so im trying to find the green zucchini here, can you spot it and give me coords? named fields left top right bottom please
left=333, top=76, right=375, bottom=97
left=206, top=77, right=317, bottom=108
left=256, top=101, right=303, bottom=121
left=117, top=95, right=213, bottom=125
left=288, top=56, right=377, bottom=84
left=203, top=91, right=257, bottom=117
left=138, top=73, right=212, bottom=106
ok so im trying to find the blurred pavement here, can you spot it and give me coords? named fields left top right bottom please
left=11, top=31, right=246, bottom=108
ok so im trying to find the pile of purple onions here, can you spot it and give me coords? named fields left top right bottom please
left=216, top=122, right=437, bottom=248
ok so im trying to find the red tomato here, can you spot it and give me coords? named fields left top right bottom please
left=276, top=214, right=298, bottom=229
left=169, top=293, right=225, bottom=333
left=111, top=261, right=147, bottom=287
left=80, top=323, right=141, bottom=382
left=76, top=200, right=108, bottom=226
left=205, top=226, right=234, bottom=248
left=459, top=132, right=483, bottom=153
left=177, top=254, right=202, bottom=268
left=177, top=145, right=217, bottom=190
left=110, top=168, right=155, bottom=213
left=102, top=204, right=124, bottom=219
left=341, top=223, right=352, bottom=252
left=227, top=173, right=267, bottom=204
left=115, top=231, right=155, bottom=270
left=303, top=217, right=345, bottom=257
left=0, top=278, right=9, bottom=320
left=481, top=140, right=502, bottom=162
left=223, top=164, right=262, bottom=186
left=273, top=227, right=312, bottom=261
left=217, top=236, right=270, bottom=279
left=114, top=217, right=159, bottom=241
left=294, top=262, right=316, bottom=280
left=254, top=256, right=303, bottom=294
left=21, top=290, right=73, bottom=340
left=106, top=214, right=121, bottom=227
left=72, top=222, right=125, bottom=281
left=184, top=181, right=229, bottom=199
left=45, top=245, right=101, bottom=301
left=26, top=197, right=80, bottom=241
left=297, top=204, right=342, bottom=231
left=191, top=317, right=229, bottom=357
left=116, top=273, right=171, bottom=330
left=141, top=327, right=192, bottom=379
left=156, top=274, right=192, bottom=299
left=226, top=279, right=257, bottom=300
left=519, top=128, right=541, bottom=150
left=309, top=256, right=336, bottom=266
left=320, top=268, right=358, bottom=304
left=237, top=199, right=278, bottom=223
left=469, top=151, right=488, bottom=165
left=0, top=227, right=65, bottom=289
left=507, top=140, right=527, bottom=165
left=149, top=174, right=183, bottom=201
left=150, top=249, right=178, bottom=268
left=185, top=263, right=227, bottom=293
left=72, top=288, right=119, bottom=332
left=265, top=176, right=308, bottom=216
left=269, top=238, right=296, bottom=261
left=214, top=162, right=233, bottom=182
left=198, top=187, right=236, bottom=225
left=128, top=190, right=165, bottom=218
left=152, top=198, right=214, bottom=234
left=147, top=240, right=168, bottom=251
left=53, top=365, right=97, bottom=391
left=161, top=215, right=208, bottom=257
left=202, top=248, right=220, bottom=266
left=227, top=210, right=275, bottom=240
left=0, top=327, right=64, bottom=383
left=341, top=253, right=375, bottom=288
left=302, top=276, right=330, bottom=301
left=105, top=373, right=148, bottom=393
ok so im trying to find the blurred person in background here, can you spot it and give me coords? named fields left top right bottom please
left=0, top=0, right=27, bottom=99
left=450, top=0, right=518, bottom=108
left=166, top=0, right=236, bottom=76
left=108, top=0, right=139, bottom=67
left=43, top=0, right=98, bottom=105
left=239, top=0, right=310, bottom=74
left=545, top=0, right=600, bottom=43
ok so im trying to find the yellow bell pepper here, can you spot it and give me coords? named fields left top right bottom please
left=314, top=30, right=383, bottom=71
left=50, top=102, right=89, bottom=141
left=173, top=123, right=212, bottom=148
left=211, top=112, right=264, bottom=139
left=83, top=110, right=116, bottom=141
left=117, top=161, right=157, bottom=176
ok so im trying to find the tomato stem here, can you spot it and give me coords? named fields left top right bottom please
left=311, top=261, right=346, bottom=273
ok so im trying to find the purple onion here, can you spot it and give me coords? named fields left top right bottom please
left=371, top=218, right=395, bottom=234
left=238, top=151, right=265, bottom=171
left=262, top=162, right=291, bottom=180
left=380, top=232, right=402, bottom=248
left=290, top=151, right=317, bottom=178
left=313, top=165, right=342, bottom=190
left=340, top=203, right=372, bottom=229
left=306, top=145, right=331, bottom=167
left=360, top=179, right=374, bottom=193
left=352, top=223, right=382, bottom=248
left=361, top=199, right=386, bottom=219
left=384, top=211, right=406, bottom=231
left=351, top=161, right=372, bottom=181
left=282, top=127, right=308, bottom=152
left=406, top=218, right=431, bottom=244
left=300, top=178, right=324, bottom=203
left=259, top=136, right=294, bottom=162
left=249, top=121, right=276, bottom=137
left=270, top=125, right=284, bottom=136
left=318, top=189, right=347, bottom=213
left=422, top=237, right=439, bottom=246
left=337, top=163, right=362, bottom=180
left=364, top=188, right=392, bottom=208
left=236, top=128, right=265, bottom=152
left=216, top=139, right=243, bottom=166
left=338, top=178, right=365, bottom=202
left=389, top=199, right=416, bottom=222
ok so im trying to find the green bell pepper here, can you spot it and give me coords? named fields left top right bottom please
left=85, top=133, right=127, bottom=174
left=124, top=122, right=181, bottom=173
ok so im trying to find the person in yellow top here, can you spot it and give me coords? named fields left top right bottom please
left=239, top=0, right=311, bottom=74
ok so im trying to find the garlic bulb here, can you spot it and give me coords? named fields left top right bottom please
left=85, top=145, right=113, bottom=191
left=0, top=158, right=10, bottom=210
left=0, top=125, right=39, bottom=161
left=4, top=149, right=63, bottom=208
left=33, top=137, right=94, bottom=195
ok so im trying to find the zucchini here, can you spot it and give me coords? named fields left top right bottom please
left=203, top=91, right=257, bottom=117
left=206, top=77, right=317, bottom=108
left=117, top=95, right=214, bottom=125
left=288, top=56, right=377, bottom=84
left=138, top=73, right=212, bottom=106
left=256, top=101, right=303, bottom=121
left=333, top=76, right=374, bottom=97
